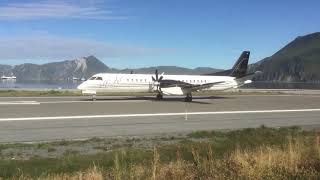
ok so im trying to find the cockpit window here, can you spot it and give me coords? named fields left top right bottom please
left=96, top=77, right=103, bottom=80
left=89, top=77, right=96, bottom=80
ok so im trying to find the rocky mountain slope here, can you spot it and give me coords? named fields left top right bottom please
left=0, top=56, right=110, bottom=80
left=250, top=32, right=320, bottom=82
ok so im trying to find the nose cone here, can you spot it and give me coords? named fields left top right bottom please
left=77, top=83, right=85, bottom=90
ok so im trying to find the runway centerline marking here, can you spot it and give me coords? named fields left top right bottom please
left=0, top=108, right=320, bottom=122
left=0, top=101, right=40, bottom=105
left=39, top=100, right=148, bottom=104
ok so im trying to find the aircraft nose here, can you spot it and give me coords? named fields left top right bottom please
left=77, top=83, right=84, bottom=90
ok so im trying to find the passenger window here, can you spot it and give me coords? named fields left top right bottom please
left=96, top=77, right=103, bottom=80
left=89, top=77, right=96, bottom=80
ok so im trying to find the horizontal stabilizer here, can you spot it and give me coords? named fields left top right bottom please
left=235, top=71, right=262, bottom=87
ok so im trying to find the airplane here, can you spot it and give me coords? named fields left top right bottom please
left=77, top=51, right=259, bottom=102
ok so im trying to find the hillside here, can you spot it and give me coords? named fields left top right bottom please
left=250, top=32, right=320, bottom=82
left=0, top=56, right=110, bottom=81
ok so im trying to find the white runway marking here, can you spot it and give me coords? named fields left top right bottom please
left=0, top=101, right=40, bottom=105
left=40, top=100, right=148, bottom=104
left=0, top=100, right=147, bottom=105
left=0, top=96, right=81, bottom=99
left=0, top=108, right=320, bottom=121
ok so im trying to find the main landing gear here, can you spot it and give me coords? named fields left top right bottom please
left=155, top=93, right=192, bottom=102
left=156, top=93, right=163, bottom=100
left=184, top=93, right=192, bottom=102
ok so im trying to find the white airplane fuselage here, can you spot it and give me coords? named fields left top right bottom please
left=77, top=73, right=244, bottom=95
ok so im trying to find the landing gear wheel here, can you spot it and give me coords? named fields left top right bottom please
left=156, top=93, right=163, bottom=100
left=185, top=93, right=192, bottom=102
left=92, top=95, right=96, bottom=101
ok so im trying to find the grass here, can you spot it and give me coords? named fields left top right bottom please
left=0, top=89, right=82, bottom=97
left=0, top=126, right=319, bottom=179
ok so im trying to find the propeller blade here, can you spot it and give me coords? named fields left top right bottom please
left=158, top=76, right=163, bottom=81
left=152, top=76, right=156, bottom=81
left=155, top=70, right=158, bottom=80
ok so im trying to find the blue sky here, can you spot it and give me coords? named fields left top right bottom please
left=0, top=0, right=319, bottom=69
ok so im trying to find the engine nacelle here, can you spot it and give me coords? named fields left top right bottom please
left=161, top=87, right=185, bottom=95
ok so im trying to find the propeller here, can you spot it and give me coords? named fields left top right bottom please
left=151, top=69, right=164, bottom=91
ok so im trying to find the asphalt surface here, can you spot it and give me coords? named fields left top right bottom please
left=0, top=95, right=320, bottom=142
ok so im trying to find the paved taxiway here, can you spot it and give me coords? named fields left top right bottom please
left=0, top=95, right=320, bottom=142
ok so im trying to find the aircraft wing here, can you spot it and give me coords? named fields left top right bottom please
left=183, top=81, right=225, bottom=91
left=160, top=79, right=225, bottom=91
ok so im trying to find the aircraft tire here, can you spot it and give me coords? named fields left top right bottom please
left=156, top=93, right=163, bottom=100
left=185, top=94, right=192, bottom=102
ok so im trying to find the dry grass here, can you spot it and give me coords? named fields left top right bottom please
left=230, top=138, right=318, bottom=179
left=13, top=136, right=319, bottom=180
left=12, top=166, right=103, bottom=180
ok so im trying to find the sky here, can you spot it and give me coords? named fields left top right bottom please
left=0, top=0, right=319, bottom=69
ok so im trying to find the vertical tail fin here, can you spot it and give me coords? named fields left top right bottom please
left=204, top=51, right=250, bottom=78
left=230, top=51, right=250, bottom=78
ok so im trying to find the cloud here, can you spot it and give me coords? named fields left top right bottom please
left=0, top=1, right=127, bottom=20
left=0, top=35, right=173, bottom=61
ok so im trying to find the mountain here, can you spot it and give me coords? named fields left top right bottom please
left=250, top=32, right=320, bottom=82
left=0, top=56, right=221, bottom=81
left=1, top=56, right=110, bottom=80
left=0, top=65, right=12, bottom=76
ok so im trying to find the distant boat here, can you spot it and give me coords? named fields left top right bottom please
left=72, top=77, right=79, bottom=81
left=81, top=78, right=86, bottom=81
left=1, top=75, right=17, bottom=80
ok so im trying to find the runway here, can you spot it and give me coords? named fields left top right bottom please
left=0, top=95, right=320, bottom=142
